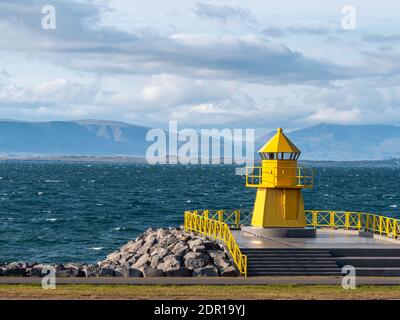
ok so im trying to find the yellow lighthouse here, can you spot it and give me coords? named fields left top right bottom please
left=245, top=128, right=314, bottom=234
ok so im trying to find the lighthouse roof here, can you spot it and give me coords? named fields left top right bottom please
left=258, top=128, right=301, bottom=153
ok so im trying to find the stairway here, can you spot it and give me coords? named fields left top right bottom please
left=331, top=248, right=400, bottom=277
left=242, top=248, right=341, bottom=276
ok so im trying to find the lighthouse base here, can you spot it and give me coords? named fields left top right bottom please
left=242, top=226, right=316, bottom=238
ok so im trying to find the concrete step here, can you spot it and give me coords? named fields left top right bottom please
left=248, top=267, right=340, bottom=272
left=336, top=257, right=400, bottom=268
left=330, top=248, right=400, bottom=257
left=249, top=263, right=338, bottom=268
left=248, top=271, right=342, bottom=276
left=355, top=268, right=400, bottom=277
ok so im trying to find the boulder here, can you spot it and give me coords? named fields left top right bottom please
left=220, top=266, right=237, bottom=277
left=129, top=268, right=142, bottom=277
left=4, top=262, right=27, bottom=276
left=149, top=247, right=169, bottom=259
left=207, top=250, right=227, bottom=260
left=170, top=241, right=189, bottom=256
left=164, top=267, right=192, bottom=277
left=149, top=255, right=164, bottom=268
left=83, top=265, right=99, bottom=277
left=183, top=252, right=210, bottom=270
left=192, top=245, right=206, bottom=253
left=114, top=267, right=129, bottom=277
left=105, top=251, right=122, bottom=263
left=157, top=255, right=181, bottom=273
left=188, top=239, right=203, bottom=250
left=121, top=239, right=144, bottom=254
left=192, top=266, right=219, bottom=277
left=141, top=266, right=164, bottom=277
left=213, top=256, right=230, bottom=271
left=136, top=242, right=153, bottom=256
left=100, top=266, right=115, bottom=277
left=30, top=264, right=55, bottom=277
left=131, top=253, right=150, bottom=269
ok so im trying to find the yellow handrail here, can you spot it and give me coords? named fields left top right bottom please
left=184, top=211, right=247, bottom=277
left=304, top=210, right=400, bottom=238
left=185, top=209, right=400, bottom=277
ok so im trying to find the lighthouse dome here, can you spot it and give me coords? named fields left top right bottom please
left=258, top=128, right=301, bottom=160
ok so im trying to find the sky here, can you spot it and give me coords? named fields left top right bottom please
left=0, top=0, right=399, bottom=133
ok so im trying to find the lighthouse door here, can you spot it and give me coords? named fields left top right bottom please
left=283, top=189, right=298, bottom=220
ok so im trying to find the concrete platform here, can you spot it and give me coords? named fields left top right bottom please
left=234, top=229, right=400, bottom=249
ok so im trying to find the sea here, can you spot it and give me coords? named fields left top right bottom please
left=0, top=161, right=399, bottom=263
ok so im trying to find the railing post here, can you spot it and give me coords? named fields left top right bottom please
left=345, top=211, right=349, bottom=229
left=330, top=211, right=335, bottom=228
left=312, top=211, right=317, bottom=227
left=235, top=210, right=241, bottom=227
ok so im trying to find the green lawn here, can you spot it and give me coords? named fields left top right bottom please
left=1, top=284, right=400, bottom=299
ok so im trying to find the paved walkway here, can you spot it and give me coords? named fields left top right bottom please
left=233, top=228, right=400, bottom=249
left=2, top=276, right=400, bottom=285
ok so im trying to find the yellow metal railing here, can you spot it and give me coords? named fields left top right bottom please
left=185, top=209, right=400, bottom=277
left=245, top=166, right=314, bottom=188
left=305, top=210, right=400, bottom=238
left=184, top=210, right=247, bottom=277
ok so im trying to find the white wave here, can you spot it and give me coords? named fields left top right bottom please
left=89, top=247, right=103, bottom=251
left=46, top=218, right=57, bottom=222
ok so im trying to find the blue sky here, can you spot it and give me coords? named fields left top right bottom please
left=0, top=0, right=399, bottom=132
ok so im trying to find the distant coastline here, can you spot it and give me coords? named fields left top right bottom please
left=0, top=155, right=399, bottom=167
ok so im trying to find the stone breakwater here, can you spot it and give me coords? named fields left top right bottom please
left=0, top=227, right=238, bottom=277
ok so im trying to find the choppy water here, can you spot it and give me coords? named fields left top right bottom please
left=0, top=161, right=399, bottom=263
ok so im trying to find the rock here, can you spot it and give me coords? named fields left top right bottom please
left=131, top=253, right=150, bottom=269
left=144, top=234, right=157, bottom=245
left=121, top=239, right=144, bottom=254
left=204, top=240, right=222, bottom=250
left=150, top=247, right=169, bottom=259
left=188, top=239, right=203, bottom=250
left=100, top=266, right=115, bottom=277
left=164, top=267, right=192, bottom=277
left=150, top=255, right=164, bottom=268
left=4, top=262, right=27, bottom=276
left=193, top=266, right=219, bottom=277
left=157, top=255, right=181, bottom=273
left=141, top=267, right=164, bottom=277
left=126, top=254, right=141, bottom=266
left=192, top=245, right=206, bottom=253
left=114, top=267, right=129, bottom=277
left=170, top=241, right=189, bottom=256
left=129, top=268, right=142, bottom=277
left=183, top=252, right=210, bottom=270
left=105, top=251, right=122, bottom=263
left=29, top=264, right=55, bottom=277
left=83, top=265, right=99, bottom=277
left=136, top=242, right=153, bottom=256
left=207, top=250, right=227, bottom=260
left=213, top=257, right=230, bottom=271
left=220, top=266, right=237, bottom=277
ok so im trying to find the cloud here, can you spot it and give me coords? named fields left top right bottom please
left=193, top=2, right=256, bottom=24
left=0, top=0, right=349, bottom=84
left=262, top=26, right=337, bottom=38
left=362, top=33, right=400, bottom=43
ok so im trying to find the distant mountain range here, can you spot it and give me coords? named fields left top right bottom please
left=257, top=123, right=400, bottom=161
left=0, top=119, right=150, bottom=156
left=0, top=120, right=399, bottom=161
